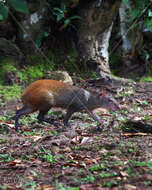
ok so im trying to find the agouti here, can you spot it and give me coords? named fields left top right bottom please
left=14, top=79, right=120, bottom=131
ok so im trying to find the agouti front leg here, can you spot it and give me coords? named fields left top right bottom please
left=64, top=108, right=76, bottom=126
left=64, top=109, right=103, bottom=127
left=89, top=111, right=103, bottom=127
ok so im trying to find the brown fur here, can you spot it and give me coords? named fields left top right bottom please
left=22, top=80, right=70, bottom=109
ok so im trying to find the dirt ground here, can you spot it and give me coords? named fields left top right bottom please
left=0, top=82, right=152, bottom=190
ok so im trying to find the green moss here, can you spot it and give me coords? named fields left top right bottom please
left=0, top=58, right=17, bottom=85
left=140, top=76, right=152, bottom=82
left=0, top=85, right=22, bottom=102
left=26, top=54, right=55, bottom=70
left=17, top=54, right=56, bottom=83
left=62, top=51, right=78, bottom=73
left=18, top=66, right=43, bottom=83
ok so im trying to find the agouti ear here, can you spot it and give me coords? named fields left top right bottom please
left=99, top=90, right=106, bottom=98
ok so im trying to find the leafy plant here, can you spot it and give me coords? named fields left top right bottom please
left=0, top=58, right=17, bottom=84
left=0, top=2, right=8, bottom=20
left=99, top=171, right=118, bottom=178
left=57, top=183, right=79, bottom=190
left=35, top=31, right=49, bottom=48
left=0, top=153, right=14, bottom=162
left=0, top=85, right=22, bottom=101
left=17, top=55, right=56, bottom=83
left=90, top=163, right=105, bottom=172
left=80, top=175, right=95, bottom=183
left=8, top=0, right=28, bottom=14
left=53, top=3, right=67, bottom=22
left=140, top=76, right=152, bottom=82
left=0, top=0, right=28, bottom=21
left=40, top=147, right=57, bottom=165
left=53, top=2, right=80, bottom=30
left=19, top=180, right=37, bottom=190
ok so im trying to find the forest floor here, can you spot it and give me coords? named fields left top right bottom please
left=0, top=82, right=152, bottom=190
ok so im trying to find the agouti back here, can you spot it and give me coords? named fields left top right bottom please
left=15, top=79, right=120, bottom=131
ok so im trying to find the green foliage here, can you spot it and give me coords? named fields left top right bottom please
left=0, top=84, right=22, bottom=101
left=0, top=58, right=17, bottom=84
left=140, top=76, right=152, bottom=82
left=90, top=163, right=105, bottom=172
left=0, top=3, right=8, bottom=21
left=129, top=0, right=152, bottom=30
left=145, top=17, right=152, bottom=31
left=99, top=171, right=118, bottom=178
left=122, top=0, right=129, bottom=4
left=0, top=153, right=13, bottom=162
left=18, top=55, right=55, bottom=83
left=129, top=160, right=152, bottom=169
left=0, top=0, right=28, bottom=21
left=40, top=148, right=57, bottom=165
left=62, top=51, right=78, bottom=72
left=8, top=0, right=28, bottom=14
left=53, top=3, right=67, bottom=22
left=19, top=180, right=37, bottom=190
left=53, top=2, right=80, bottom=29
left=19, top=66, right=44, bottom=83
left=80, top=175, right=95, bottom=183
left=57, top=184, right=79, bottom=190
left=35, top=31, right=49, bottom=48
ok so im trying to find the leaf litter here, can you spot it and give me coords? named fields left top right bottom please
left=0, top=83, right=152, bottom=189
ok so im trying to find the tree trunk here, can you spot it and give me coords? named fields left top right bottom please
left=77, top=0, right=121, bottom=81
left=119, top=1, right=143, bottom=70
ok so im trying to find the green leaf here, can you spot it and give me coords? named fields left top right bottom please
left=148, top=10, right=152, bottom=17
left=70, top=15, right=81, bottom=20
left=57, top=13, right=64, bottom=22
left=61, top=2, right=66, bottom=12
left=35, top=31, right=49, bottom=48
left=0, top=4, right=8, bottom=20
left=8, top=0, right=28, bottom=14
left=145, top=18, right=152, bottom=27
left=53, top=7, right=63, bottom=14
left=0, top=14, right=3, bottom=21
left=122, top=0, right=128, bottom=4
left=64, top=18, right=70, bottom=25
left=131, top=9, right=140, bottom=20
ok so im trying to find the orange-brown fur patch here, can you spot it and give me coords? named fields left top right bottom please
left=21, top=80, right=70, bottom=110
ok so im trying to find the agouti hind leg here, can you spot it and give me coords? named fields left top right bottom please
left=15, top=106, right=34, bottom=131
left=37, top=110, right=55, bottom=125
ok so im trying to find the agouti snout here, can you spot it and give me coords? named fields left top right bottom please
left=14, top=80, right=120, bottom=131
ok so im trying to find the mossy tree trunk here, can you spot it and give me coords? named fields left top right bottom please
left=77, top=0, right=121, bottom=81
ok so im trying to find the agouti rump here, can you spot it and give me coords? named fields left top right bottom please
left=14, top=80, right=120, bottom=131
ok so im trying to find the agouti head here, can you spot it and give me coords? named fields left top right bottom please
left=14, top=80, right=120, bottom=131
left=95, top=91, right=120, bottom=111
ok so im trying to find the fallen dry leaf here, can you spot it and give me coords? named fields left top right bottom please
left=121, top=132, right=148, bottom=136
left=8, top=159, right=22, bottom=166
left=79, top=184, right=111, bottom=190
left=61, top=146, right=71, bottom=152
left=71, top=136, right=81, bottom=144
left=120, top=171, right=129, bottom=177
left=81, top=137, right=92, bottom=144
left=37, top=184, right=55, bottom=190
left=124, top=184, right=136, bottom=190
